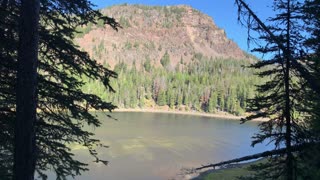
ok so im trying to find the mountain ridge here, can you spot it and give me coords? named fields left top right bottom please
left=76, top=4, right=253, bottom=69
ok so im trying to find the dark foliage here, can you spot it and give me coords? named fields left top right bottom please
left=0, top=0, right=120, bottom=179
left=235, top=0, right=320, bottom=179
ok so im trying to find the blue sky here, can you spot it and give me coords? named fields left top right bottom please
left=90, top=0, right=273, bottom=58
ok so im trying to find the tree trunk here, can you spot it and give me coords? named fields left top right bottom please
left=14, top=0, right=40, bottom=179
left=285, top=1, right=294, bottom=179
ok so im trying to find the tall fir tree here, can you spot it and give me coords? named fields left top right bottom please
left=0, top=0, right=120, bottom=179
left=14, top=0, right=40, bottom=179
left=298, top=0, right=320, bottom=178
left=195, top=2, right=320, bottom=179
left=235, top=0, right=319, bottom=179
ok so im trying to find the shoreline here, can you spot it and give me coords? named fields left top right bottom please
left=191, top=158, right=266, bottom=180
left=112, top=108, right=267, bottom=122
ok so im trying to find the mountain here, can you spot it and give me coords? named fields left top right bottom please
left=76, top=4, right=252, bottom=69
left=76, top=4, right=260, bottom=115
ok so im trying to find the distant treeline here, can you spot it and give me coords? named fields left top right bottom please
left=83, top=55, right=261, bottom=115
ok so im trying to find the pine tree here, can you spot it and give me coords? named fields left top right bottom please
left=0, top=0, right=120, bottom=179
left=160, top=51, right=170, bottom=68
left=196, top=2, right=320, bottom=178
left=298, top=1, right=320, bottom=178
left=144, top=57, right=151, bottom=72
left=176, top=91, right=183, bottom=107
left=168, top=89, right=175, bottom=109
left=157, top=90, right=167, bottom=106
left=208, top=91, right=217, bottom=113
left=14, top=0, right=40, bottom=179
left=235, top=0, right=317, bottom=179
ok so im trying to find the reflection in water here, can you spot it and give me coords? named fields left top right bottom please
left=50, top=112, right=271, bottom=180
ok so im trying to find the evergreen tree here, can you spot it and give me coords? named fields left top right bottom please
left=143, top=57, right=151, bottom=72
left=0, top=0, right=120, bottom=179
left=176, top=91, right=183, bottom=107
left=160, top=51, right=170, bottom=68
left=195, top=2, right=320, bottom=178
left=234, top=0, right=318, bottom=179
left=208, top=91, right=217, bottom=113
left=219, top=93, right=225, bottom=111
left=14, top=0, right=40, bottom=179
left=183, top=91, right=190, bottom=106
left=298, top=1, right=320, bottom=178
left=166, top=89, right=175, bottom=109
left=157, top=90, right=167, bottom=106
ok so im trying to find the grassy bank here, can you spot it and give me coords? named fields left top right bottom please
left=193, top=159, right=266, bottom=180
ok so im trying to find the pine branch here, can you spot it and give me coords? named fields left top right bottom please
left=236, top=0, right=320, bottom=95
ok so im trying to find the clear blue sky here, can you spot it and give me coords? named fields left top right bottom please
left=90, top=0, right=273, bottom=58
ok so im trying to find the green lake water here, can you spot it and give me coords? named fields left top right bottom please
left=48, top=112, right=271, bottom=180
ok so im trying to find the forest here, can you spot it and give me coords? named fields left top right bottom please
left=83, top=55, right=260, bottom=115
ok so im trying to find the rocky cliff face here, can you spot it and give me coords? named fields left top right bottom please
left=76, top=4, right=248, bottom=69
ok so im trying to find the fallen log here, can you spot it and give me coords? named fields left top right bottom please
left=195, top=144, right=306, bottom=171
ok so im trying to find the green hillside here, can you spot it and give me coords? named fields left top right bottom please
left=83, top=54, right=260, bottom=115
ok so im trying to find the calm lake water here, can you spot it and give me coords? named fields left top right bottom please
left=48, top=112, right=271, bottom=180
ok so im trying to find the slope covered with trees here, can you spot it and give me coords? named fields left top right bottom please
left=77, top=4, right=262, bottom=116
left=84, top=55, right=260, bottom=115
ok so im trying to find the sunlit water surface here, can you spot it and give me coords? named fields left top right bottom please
left=47, top=112, right=271, bottom=180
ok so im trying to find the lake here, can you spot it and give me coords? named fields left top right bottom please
left=49, top=112, right=271, bottom=180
